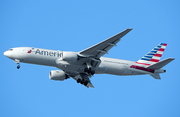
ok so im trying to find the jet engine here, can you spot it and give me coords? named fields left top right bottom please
left=61, top=52, right=78, bottom=62
left=49, top=70, right=69, bottom=81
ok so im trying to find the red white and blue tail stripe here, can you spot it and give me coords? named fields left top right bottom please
left=136, top=43, right=167, bottom=66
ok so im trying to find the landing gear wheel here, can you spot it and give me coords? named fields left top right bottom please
left=84, top=67, right=95, bottom=75
left=91, top=70, right=95, bottom=75
left=17, top=65, right=20, bottom=69
left=84, top=81, right=88, bottom=86
left=77, top=79, right=81, bottom=83
left=84, top=68, right=89, bottom=72
left=80, top=79, right=85, bottom=84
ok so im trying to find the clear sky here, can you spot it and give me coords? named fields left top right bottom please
left=1, top=0, right=179, bottom=117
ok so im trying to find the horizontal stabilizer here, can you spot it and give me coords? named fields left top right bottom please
left=150, top=73, right=161, bottom=79
left=147, top=58, right=175, bottom=69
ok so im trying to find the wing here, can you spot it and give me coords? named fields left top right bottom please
left=64, top=29, right=132, bottom=88
left=79, top=28, right=132, bottom=58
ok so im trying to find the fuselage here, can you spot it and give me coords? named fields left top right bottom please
left=4, top=47, right=155, bottom=76
left=4, top=29, right=173, bottom=88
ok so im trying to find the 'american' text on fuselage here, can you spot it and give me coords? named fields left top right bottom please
left=35, top=49, right=62, bottom=57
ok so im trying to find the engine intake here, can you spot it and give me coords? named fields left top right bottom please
left=62, top=52, right=78, bottom=62
left=49, top=70, right=69, bottom=81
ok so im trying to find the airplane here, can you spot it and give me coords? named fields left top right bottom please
left=4, top=28, right=174, bottom=88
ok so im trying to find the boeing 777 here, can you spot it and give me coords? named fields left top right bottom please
left=4, top=29, right=174, bottom=88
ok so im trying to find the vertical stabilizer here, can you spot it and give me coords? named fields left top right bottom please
left=136, top=43, right=167, bottom=66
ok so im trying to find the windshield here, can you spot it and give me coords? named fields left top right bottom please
left=7, top=49, right=13, bottom=51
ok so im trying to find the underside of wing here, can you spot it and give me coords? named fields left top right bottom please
left=79, top=28, right=132, bottom=58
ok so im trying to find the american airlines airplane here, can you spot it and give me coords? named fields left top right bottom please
left=4, top=29, right=174, bottom=88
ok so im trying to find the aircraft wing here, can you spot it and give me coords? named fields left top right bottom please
left=65, top=29, right=132, bottom=88
left=79, top=28, right=132, bottom=58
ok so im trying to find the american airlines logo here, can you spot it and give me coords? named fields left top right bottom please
left=27, top=48, right=62, bottom=57
left=27, top=50, right=32, bottom=53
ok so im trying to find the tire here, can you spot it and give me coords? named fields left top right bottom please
left=77, top=79, right=81, bottom=83
left=17, top=65, right=20, bottom=69
left=84, top=68, right=88, bottom=72
left=84, top=81, right=88, bottom=86
left=91, top=70, right=95, bottom=75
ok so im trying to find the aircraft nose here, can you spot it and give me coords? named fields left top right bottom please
left=4, top=51, right=12, bottom=58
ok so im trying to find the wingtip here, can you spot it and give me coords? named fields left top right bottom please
left=169, top=58, right=175, bottom=60
left=127, top=28, right=133, bottom=30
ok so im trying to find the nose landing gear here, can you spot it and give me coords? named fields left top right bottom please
left=14, top=59, right=20, bottom=69
left=17, top=64, right=20, bottom=69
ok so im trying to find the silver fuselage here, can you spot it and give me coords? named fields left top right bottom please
left=4, top=47, right=153, bottom=76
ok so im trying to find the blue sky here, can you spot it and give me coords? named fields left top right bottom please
left=1, top=0, right=179, bottom=117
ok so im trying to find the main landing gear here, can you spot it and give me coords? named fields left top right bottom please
left=77, top=78, right=88, bottom=86
left=76, top=61, right=96, bottom=86
left=84, top=67, right=95, bottom=75
left=76, top=73, right=90, bottom=86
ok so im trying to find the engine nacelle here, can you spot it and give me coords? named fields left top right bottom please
left=62, top=52, right=78, bottom=62
left=49, top=70, right=69, bottom=81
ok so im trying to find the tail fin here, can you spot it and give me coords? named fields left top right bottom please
left=136, top=43, right=167, bottom=66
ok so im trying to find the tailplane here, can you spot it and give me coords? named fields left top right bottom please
left=147, top=58, right=174, bottom=69
left=150, top=73, right=161, bottom=79
left=149, top=58, right=174, bottom=79
left=136, top=43, right=167, bottom=66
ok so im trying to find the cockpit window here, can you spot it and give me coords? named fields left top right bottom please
left=7, top=49, right=13, bottom=51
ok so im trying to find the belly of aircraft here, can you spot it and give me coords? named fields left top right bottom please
left=97, top=62, right=127, bottom=75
